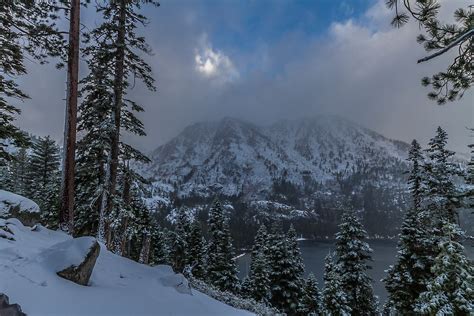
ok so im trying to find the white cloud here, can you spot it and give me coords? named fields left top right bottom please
left=194, top=34, right=239, bottom=84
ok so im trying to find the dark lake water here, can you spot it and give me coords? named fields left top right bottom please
left=236, top=239, right=474, bottom=304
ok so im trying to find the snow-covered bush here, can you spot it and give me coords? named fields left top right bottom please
left=188, top=276, right=283, bottom=316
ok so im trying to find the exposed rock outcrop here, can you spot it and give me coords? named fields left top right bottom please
left=0, top=293, right=26, bottom=316
left=56, top=239, right=100, bottom=286
left=39, top=236, right=100, bottom=286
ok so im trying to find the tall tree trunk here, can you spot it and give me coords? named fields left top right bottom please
left=59, top=0, right=80, bottom=234
left=98, top=0, right=127, bottom=248
left=119, top=166, right=131, bottom=256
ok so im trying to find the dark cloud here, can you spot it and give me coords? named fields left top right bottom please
left=15, top=0, right=473, bottom=153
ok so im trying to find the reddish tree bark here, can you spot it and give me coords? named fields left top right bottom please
left=59, top=0, right=80, bottom=234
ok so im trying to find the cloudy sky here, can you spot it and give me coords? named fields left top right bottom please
left=16, top=0, right=473, bottom=153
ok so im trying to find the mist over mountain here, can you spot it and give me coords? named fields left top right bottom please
left=141, top=116, right=412, bottom=245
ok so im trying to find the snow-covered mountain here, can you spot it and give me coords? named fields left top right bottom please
left=145, top=116, right=409, bottom=200
left=141, top=116, right=411, bottom=238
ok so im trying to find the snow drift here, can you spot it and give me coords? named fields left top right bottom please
left=0, top=218, right=252, bottom=316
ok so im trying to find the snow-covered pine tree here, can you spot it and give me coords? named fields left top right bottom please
left=90, top=0, right=158, bottom=248
left=151, top=227, right=173, bottom=266
left=8, top=148, right=30, bottom=196
left=335, top=210, right=378, bottom=315
left=287, top=225, right=305, bottom=280
left=415, top=220, right=474, bottom=315
left=464, top=129, right=473, bottom=211
left=0, top=2, right=62, bottom=164
left=322, top=252, right=351, bottom=316
left=186, top=221, right=207, bottom=279
left=268, top=222, right=305, bottom=315
left=384, top=139, right=433, bottom=313
left=28, top=136, right=61, bottom=227
left=424, top=127, right=460, bottom=227
left=207, top=199, right=239, bottom=293
left=171, top=207, right=190, bottom=273
left=75, top=32, right=114, bottom=236
left=302, top=273, right=322, bottom=316
left=243, top=224, right=271, bottom=303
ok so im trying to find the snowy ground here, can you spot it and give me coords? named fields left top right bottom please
left=0, top=218, right=252, bottom=316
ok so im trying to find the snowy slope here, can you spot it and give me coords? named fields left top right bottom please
left=143, top=116, right=409, bottom=202
left=0, top=218, right=252, bottom=316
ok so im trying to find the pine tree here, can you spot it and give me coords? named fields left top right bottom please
left=387, top=0, right=473, bottom=105
left=151, top=227, right=172, bottom=266
left=384, top=139, right=433, bottom=313
left=171, top=207, right=190, bottom=273
left=8, top=148, right=30, bottom=196
left=110, top=161, right=152, bottom=256
left=287, top=225, right=306, bottom=280
left=464, top=129, right=473, bottom=211
left=424, top=127, right=459, bottom=226
left=335, top=210, right=378, bottom=315
left=59, top=0, right=81, bottom=234
left=92, top=0, right=158, bottom=247
left=74, top=32, right=114, bottom=236
left=207, top=199, right=239, bottom=292
left=322, top=253, right=351, bottom=316
left=0, top=2, right=62, bottom=164
left=268, top=222, right=305, bottom=315
left=186, top=221, right=207, bottom=279
left=244, top=224, right=271, bottom=302
left=415, top=221, right=474, bottom=315
left=28, top=136, right=61, bottom=227
left=302, top=273, right=322, bottom=316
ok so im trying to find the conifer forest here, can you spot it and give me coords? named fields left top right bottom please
left=0, top=1, right=472, bottom=315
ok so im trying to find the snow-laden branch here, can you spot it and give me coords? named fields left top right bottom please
left=417, top=28, right=474, bottom=63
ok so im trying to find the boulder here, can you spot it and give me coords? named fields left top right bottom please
left=0, top=293, right=26, bottom=316
left=56, top=240, right=100, bottom=286
left=0, top=190, right=40, bottom=226
left=40, top=237, right=100, bottom=286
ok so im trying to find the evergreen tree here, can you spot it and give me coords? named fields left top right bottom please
left=171, top=207, right=190, bottom=273
left=302, top=273, right=322, bottom=316
left=244, top=224, right=271, bottom=303
left=0, top=2, right=62, bottom=163
left=335, top=210, right=378, bottom=315
left=268, top=222, right=305, bottom=315
left=287, top=225, right=306, bottom=279
left=110, top=162, right=151, bottom=256
left=387, top=0, right=473, bottom=104
left=207, top=199, right=239, bottom=292
left=91, top=0, right=158, bottom=247
left=28, top=136, right=61, bottom=227
left=464, top=129, right=473, bottom=211
left=322, top=253, right=351, bottom=316
left=424, top=127, right=459, bottom=226
left=151, top=227, right=172, bottom=266
left=415, top=221, right=474, bottom=315
left=74, top=34, right=113, bottom=236
left=186, top=221, right=207, bottom=279
left=384, top=139, right=433, bottom=313
left=8, top=148, right=30, bottom=196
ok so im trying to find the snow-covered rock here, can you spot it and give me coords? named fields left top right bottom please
left=0, top=293, right=26, bottom=316
left=39, top=237, right=100, bottom=286
left=0, top=218, right=252, bottom=316
left=0, top=190, right=40, bottom=225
